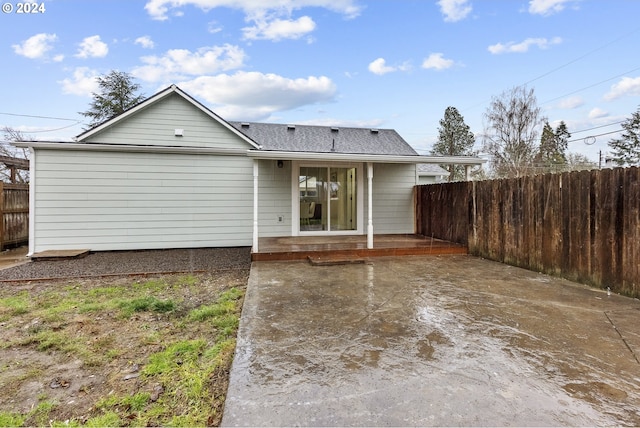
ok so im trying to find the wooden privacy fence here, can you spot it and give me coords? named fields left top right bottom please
left=0, top=182, right=29, bottom=250
left=415, top=167, right=640, bottom=298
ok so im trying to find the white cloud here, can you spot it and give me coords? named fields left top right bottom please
left=76, top=35, right=109, bottom=58
left=132, top=44, right=246, bottom=83
left=12, top=33, right=58, bottom=59
left=367, top=58, right=410, bottom=75
left=528, top=0, right=577, bottom=16
left=588, top=107, right=609, bottom=120
left=243, top=15, right=316, bottom=41
left=556, top=96, right=584, bottom=109
left=368, top=58, right=395, bottom=75
left=58, top=67, right=100, bottom=96
left=437, top=0, right=472, bottom=22
left=178, top=71, right=337, bottom=120
left=144, top=0, right=362, bottom=20
left=604, top=76, right=640, bottom=101
left=208, top=21, right=223, bottom=33
left=135, top=36, right=155, bottom=49
left=488, top=36, right=562, bottom=54
left=144, top=0, right=360, bottom=41
left=422, top=53, right=454, bottom=71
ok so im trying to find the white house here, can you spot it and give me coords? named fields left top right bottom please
left=15, top=85, right=484, bottom=255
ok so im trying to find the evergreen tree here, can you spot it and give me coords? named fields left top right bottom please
left=608, top=107, right=640, bottom=166
left=431, top=106, right=477, bottom=181
left=80, top=71, right=145, bottom=129
left=535, top=121, right=569, bottom=173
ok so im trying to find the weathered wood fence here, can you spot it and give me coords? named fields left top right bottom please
left=0, top=182, right=29, bottom=250
left=415, top=167, right=640, bottom=297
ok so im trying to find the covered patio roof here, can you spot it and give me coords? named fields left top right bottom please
left=247, top=150, right=486, bottom=165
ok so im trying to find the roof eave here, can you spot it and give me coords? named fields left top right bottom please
left=12, top=140, right=248, bottom=156
left=247, top=150, right=486, bottom=165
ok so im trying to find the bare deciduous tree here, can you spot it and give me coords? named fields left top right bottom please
left=565, top=152, right=597, bottom=171
left=482, top=86, right=544, bottom=178
left=1, top=127, right=30, bottom=183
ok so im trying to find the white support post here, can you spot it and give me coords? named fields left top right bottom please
left=465, top=164, right=471, bottom=181
left=27, top=148, right=35, bottom=256
left=367, top=162, right=374, bottom=249
left=252, top=160, right=259, bottom=253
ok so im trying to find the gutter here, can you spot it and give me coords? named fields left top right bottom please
left=13, top=141, right=487, bottom=165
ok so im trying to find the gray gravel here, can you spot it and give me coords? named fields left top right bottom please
left=0, top=247, right=252, bottom=281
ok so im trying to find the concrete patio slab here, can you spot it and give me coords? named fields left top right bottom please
left=222, top=255, right=640, bottom=426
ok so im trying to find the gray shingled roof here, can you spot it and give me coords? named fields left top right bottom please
left=417, top=163, right=449, bottom=175
left=230, top=122, right=418, bottom=156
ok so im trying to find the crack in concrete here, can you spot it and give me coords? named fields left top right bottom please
left=604, top=310, right=640, bottom=366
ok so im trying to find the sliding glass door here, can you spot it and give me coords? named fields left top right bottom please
left=299, top=166, right=357, bottom=232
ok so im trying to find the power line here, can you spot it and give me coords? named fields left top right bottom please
left=0, top=112, right=78, bottom=121
left=522, top=26, right=640, bottom=87
left=567, top=129, right=622, bottom=143
left=463, top=26, right=640, bottom=113
left=27, top=122, right=83, bottom=133
left=541, top=65, right=640, bottom=105
left=570, top=120, right=625, bottom=134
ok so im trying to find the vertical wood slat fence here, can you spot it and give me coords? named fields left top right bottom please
left=0, top=182, right=29, bottom=250
left=415, top=167, right=640, bottom=298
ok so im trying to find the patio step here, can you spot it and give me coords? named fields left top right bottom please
left=31, top=249, right=91, bottom=262
left=307, top=256, right=366, bottom=266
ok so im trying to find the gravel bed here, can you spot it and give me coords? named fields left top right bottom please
left=0, top=247, right=252, bottom=281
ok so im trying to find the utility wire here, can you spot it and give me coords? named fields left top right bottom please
left=26, top=122, right=82, bottom=133
left=570, top=120, right=626, bottom=134
left=0, top=112, right=78, bottom=121
left=541, top=65, right=640, bottom=105
left=567, top=129, right=622, bottom=143
left=522, top=26, right=640, bottom=87
left=463, top=26, right=640, bottom=112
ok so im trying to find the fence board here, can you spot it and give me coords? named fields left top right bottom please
left=416, top=166, right=640, bottom=298
left=0, top=182, right=29, bottom=250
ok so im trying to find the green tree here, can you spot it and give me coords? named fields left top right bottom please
left=430, top=106, right=477, bottom=181
left=482, top=86, right=544, bottom=178
left=608, top=107, right=640, bottom=166
left=80, top=71, right=145, bottom=129
left=535, top=120, right=569, bottom=173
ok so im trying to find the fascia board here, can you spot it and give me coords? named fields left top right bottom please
left=247, top=150, right=486, bottom=165
left=13, top=141, right=248, bottom=156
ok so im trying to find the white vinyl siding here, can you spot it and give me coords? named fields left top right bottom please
left=371, top=164, right=416, bottom=234
left=84, top=93, right=249, bottom=150
left=257, top=159, right=291, bottom=237
left=32, top=149, right=253, bottom=252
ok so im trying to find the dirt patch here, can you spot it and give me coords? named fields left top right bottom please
left=0, top=268, right=249, bottom=426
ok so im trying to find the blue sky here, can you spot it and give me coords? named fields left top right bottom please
left=2, top=0, right=640, bottom=162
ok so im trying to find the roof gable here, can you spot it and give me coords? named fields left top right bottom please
left=230, top=122, right=418, bottom=156
left=76, top=85, right=260, bottom=150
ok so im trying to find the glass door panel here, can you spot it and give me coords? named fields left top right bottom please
left=299, top=166, right=357, bottom=233
left=299, top=167, right=327, bottom=231
left=329, top=167, right=357, bottom=231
